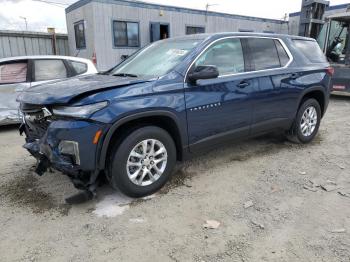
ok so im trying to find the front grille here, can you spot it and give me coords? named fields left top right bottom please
left=21, top=103, right=51, bottom=139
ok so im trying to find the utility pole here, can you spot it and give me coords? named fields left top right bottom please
left=19, top=16, right=28, bottom=31
left=47, top=27, right=57, bottom=55
left=205, top=3, right=218, bottom=22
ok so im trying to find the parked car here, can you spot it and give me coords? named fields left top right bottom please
left=0, top=55, right=97, bottom=125
left=17, top=33, right=332, bottom=203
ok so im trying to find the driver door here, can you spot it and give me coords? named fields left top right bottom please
left=184, top=38, right=255, bottom=152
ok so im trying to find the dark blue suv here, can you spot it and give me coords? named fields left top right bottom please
left=18, top=33, right=332, bottom=202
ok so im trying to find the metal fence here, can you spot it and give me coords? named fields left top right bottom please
left=0, top=30, right=69, bottom=58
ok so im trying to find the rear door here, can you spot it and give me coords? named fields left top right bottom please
left=185, top=37, right=254, bottom=152
left=31, top=59, right=69, bottom=87
left=0, top=60, right=30, bottom=124
left=245, top=38, right=296, bottom=133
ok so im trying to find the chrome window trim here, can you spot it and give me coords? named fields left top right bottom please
left=184, top=36, right=294, bottom=83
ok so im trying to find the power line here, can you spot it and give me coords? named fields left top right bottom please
left=32, top=0, right=69, bottom=8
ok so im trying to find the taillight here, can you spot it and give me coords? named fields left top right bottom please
left=326, top=66, right=334, bottom=76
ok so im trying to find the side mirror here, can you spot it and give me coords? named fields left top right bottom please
left=188, top=65, right=219, bottom=84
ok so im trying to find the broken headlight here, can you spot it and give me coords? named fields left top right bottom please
left=52, top=101, right=108, bottom=118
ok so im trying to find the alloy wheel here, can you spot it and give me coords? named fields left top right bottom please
left=126, top=139, right=168, bottom=186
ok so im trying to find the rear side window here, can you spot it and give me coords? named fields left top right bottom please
left=70, top=61, right=88, bottom=75
left=293, top=40, right=327, bottom=63
left=34, top=59, right=67, bottom=81
left=0, top=62, right=27, bottom=84
left=247, top=38, right=281, bottom=70
left=274, top=40, right=290, bottom=67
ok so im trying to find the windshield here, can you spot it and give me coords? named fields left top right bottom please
left=110, top=39, right=203, bottom=78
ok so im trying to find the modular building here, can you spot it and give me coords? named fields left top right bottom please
left=65, top=0, right=289, bottom=70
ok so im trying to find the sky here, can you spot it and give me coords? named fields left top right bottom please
left=0, top=0, right=349, bottom=33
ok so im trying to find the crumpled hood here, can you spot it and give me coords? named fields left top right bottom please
left=17, top=74, right=153, bottom=105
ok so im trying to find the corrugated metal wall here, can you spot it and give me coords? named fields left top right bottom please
left=0, top=30, right=69, bottom=59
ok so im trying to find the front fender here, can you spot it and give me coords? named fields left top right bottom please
left=97, top=110, right=187, bottom=170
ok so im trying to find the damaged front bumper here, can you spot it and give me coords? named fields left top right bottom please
left=21, top=119, right=107, bottom=190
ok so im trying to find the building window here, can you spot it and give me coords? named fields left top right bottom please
left=113, top=21, right=140, bottom=47
left=186, top=26, right=205, bottom=35
left=74, top=21, right=86, bottom=49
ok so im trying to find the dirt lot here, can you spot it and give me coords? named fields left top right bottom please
left=0, top=97, right=350, bottom=262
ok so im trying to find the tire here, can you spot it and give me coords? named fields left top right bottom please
left=108, top=126, right=176, bottom=197
left=287, top=98, right=321, bottom=144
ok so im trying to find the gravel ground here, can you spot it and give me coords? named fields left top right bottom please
left=0, top=96, right=349, bottom=262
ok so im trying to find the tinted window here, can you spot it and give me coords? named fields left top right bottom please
left=34, top=60, right=67, bottom=81
left=293, top=39, right=327, bottom=63
left=70, top=61, right=87, bottom=75
left=0, top=62, right=27, bottom=84
left=113, top=21, right=139, bottom=47
left=247, top=38, right=281, bottom=70
left=186, top=26, right=205, bottom=35
left=195, top=38, right=245, bottom=76
left=74, top=21, right=86, bottom=49
left=274, top=40, right=290, bottom=66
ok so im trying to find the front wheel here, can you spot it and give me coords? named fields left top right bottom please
left=287, top=98, right=321, bottom=144
left=108, top=126, right=176, bottom=197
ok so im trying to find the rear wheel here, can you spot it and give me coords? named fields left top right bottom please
left=108, top=126, right=176, bottom=197
left=287, top=98, right=321, bottom=144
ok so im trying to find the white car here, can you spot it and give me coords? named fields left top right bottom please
left=0, top=55, right=97, bottom=125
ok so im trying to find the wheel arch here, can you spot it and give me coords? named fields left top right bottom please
left=298, top=87, right=327, bottom=117
left=98, top=110, right=186, bottom=170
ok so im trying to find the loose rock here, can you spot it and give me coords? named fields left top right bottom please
left=203, top=220, right=220, bottom=229
left=244, top=200, right=254, bottom=209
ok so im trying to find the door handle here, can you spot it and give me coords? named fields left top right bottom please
left=237, top=81, right=250, bottom=88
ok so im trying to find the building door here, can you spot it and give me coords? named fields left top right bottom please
left=150, top=22, right=170, bottom=42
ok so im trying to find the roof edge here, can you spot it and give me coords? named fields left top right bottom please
left=65, top=0, right=287, bottom=24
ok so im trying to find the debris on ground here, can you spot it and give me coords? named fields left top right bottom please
left=320, top=183, right=338, bottom=192
left=331, top=228, right=346, bottom=233
left=303, top=184, right=318, bottom=192
left=244, top=200, right=254, bottom=209
left=338, top=191, right=350, bottom=198
left=203, top=220, right=220, bottom=229
left=129, top=218, right=145, bottom=223
left=299, top=171, right=307, bottom=175
left=251, top=220, right=265, bottom=229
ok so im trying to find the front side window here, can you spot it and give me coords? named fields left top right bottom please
left=113, top=21, right=140, bottom=47
left=0, top=62, right=27, bottom=84
left=111, top=38, right=203, bottom=78
left=195, top=38, right=245, bottom=76
left=247, top=38, right=281, bottom=70
left=74, top=21, right=86, bottom=49
left=186, top=26, right=205, bottom=35
left=34, top=59, right=67, bottom=81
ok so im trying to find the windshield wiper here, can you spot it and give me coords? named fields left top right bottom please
left=112, top=73, right=138, bottom=78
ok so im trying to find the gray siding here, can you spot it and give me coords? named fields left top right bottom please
left=0, top=30, right=69, bottom=59
left=66, top=1, right=288, bottom=71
